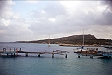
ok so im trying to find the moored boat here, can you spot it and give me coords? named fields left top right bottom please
left=74, top=47, right=98, bottom=55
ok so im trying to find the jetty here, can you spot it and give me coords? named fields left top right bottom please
left=0, top=48, right=69, bottom=58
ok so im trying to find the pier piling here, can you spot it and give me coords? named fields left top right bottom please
left=65, top=54, right=67, bottom=58
left=78, top=55, right=80, bottom=58
left=90, top=55, right=93, bottom=59
left=52, top=53, right=54, bottom=58
left=38, top=54, right=40, bottom=57
left=26, top=53, right=28, bottom=57
left=78, top=54, right=81, bottom=58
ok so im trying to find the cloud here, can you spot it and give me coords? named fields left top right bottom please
left=48, top=18, right=56, bottom=22
left=25, top=0, right=38, bottom=4
left=85, top=25, right=112, bottom=39
left=0, top=19, right=10, bottom=26
left=44, top=2, right=67, bottom=17
left=0, top=1, right=112, bottom=42
left=101, top=0, right=112, bottom=11
left=28, top=1, right=112, bottom=37
left=0, top=0, right=34, bottom=42
left=0, top=0, right=15, bottom=19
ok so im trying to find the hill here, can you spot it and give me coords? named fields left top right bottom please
left=16, top=34, right=112, bottom=45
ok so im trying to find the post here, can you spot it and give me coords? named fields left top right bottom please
left=38, top=54, right=40, bottom=57
left=65, top=54, right=67, bottom=58
left=78, top=55, right=80, bottom=58
left=90, top=55, right=93, bottom=59
left=20, top=48, right=21, bottom=51
left=14, top=48, right=15, bottom=52
left=78, top=54, right=80, bottom=58
left=15, top=48, right=18, bottom=55
left=86, top=51, right=87, bottom=56
left=52, top=53, right=54, bottom=58
left=26, top=53, right=28, bottom=57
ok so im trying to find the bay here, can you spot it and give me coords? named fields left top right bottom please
left=0, top=42, right=112, bottom=75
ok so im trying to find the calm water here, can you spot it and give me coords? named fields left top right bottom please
left=0, top=42, right=112, bottom=75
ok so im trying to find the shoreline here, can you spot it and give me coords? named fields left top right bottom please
left=59, top=44, right=104, bottom=47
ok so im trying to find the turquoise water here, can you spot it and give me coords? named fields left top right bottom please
left=0, top=43, right=112, bottom=75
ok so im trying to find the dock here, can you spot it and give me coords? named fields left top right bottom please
left=0, top=48, right=69, bottom=58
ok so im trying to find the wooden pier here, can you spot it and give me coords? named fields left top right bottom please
left=0, top=48, right=69, bottom=58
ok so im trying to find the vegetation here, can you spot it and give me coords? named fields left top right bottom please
left=16, top=34, right=112, bottom=45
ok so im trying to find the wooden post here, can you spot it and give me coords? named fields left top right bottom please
left=78, top=55, right=80, bottom=58
left=26, top=53, right=28, bottom=57
left=15, top=48, right=18, bottom=55
left=90, top=55, right=93, bottom=59
left=65, top=54, right=67, bottom=58
left=20, top=48, right=21, bottom=51
left=78, top=54, right=80, bottom=58
left=86, top=51, right=87, bottom=56
left=52, top=53, right=54, bottom=58
left=14, top=48, right=15, bottom=51
left=38, top=54, right=40, bottom=57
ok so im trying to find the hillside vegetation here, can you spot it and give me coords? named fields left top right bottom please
left=16, top=34, right=112, bottom=45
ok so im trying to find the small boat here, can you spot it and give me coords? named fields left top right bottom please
left=74, top=31, right=98, bottom=56
left=74, top=47, right=98, bottom=55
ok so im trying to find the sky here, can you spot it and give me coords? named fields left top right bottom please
left=0, top=0, right=112, bottom=42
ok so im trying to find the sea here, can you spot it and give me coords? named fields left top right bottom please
left=0, top=42, right=112, bottom=75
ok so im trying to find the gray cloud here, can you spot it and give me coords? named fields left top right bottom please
left=44, top=2, right=67, bottom=17
left=0, top=0, right=7, bottom=18
left=0, top=1, right=112, bottom=42
left=101, top=1, right=112, bottom=11
left=29, top=1, right=67, bottom=19
left=28, top=1, right=112, bottom=36
left=0, top=0, right=13, bottom=19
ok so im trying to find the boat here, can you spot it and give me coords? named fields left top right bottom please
left=74, top=46, right=86, bottom=53
left=74, top=30, right=87, bottom=53
left=74, top=31, right=99, bottom=56
left=74, top=47, right=98, bottom=55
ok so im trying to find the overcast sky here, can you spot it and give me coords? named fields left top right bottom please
left=0, top=0, right=112, bottom=42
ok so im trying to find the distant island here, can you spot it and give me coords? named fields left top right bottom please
left=16, top=34, right=112, bottom=46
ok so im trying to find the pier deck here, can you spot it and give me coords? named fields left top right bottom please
left=0, top=48, right=69, bottom=58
